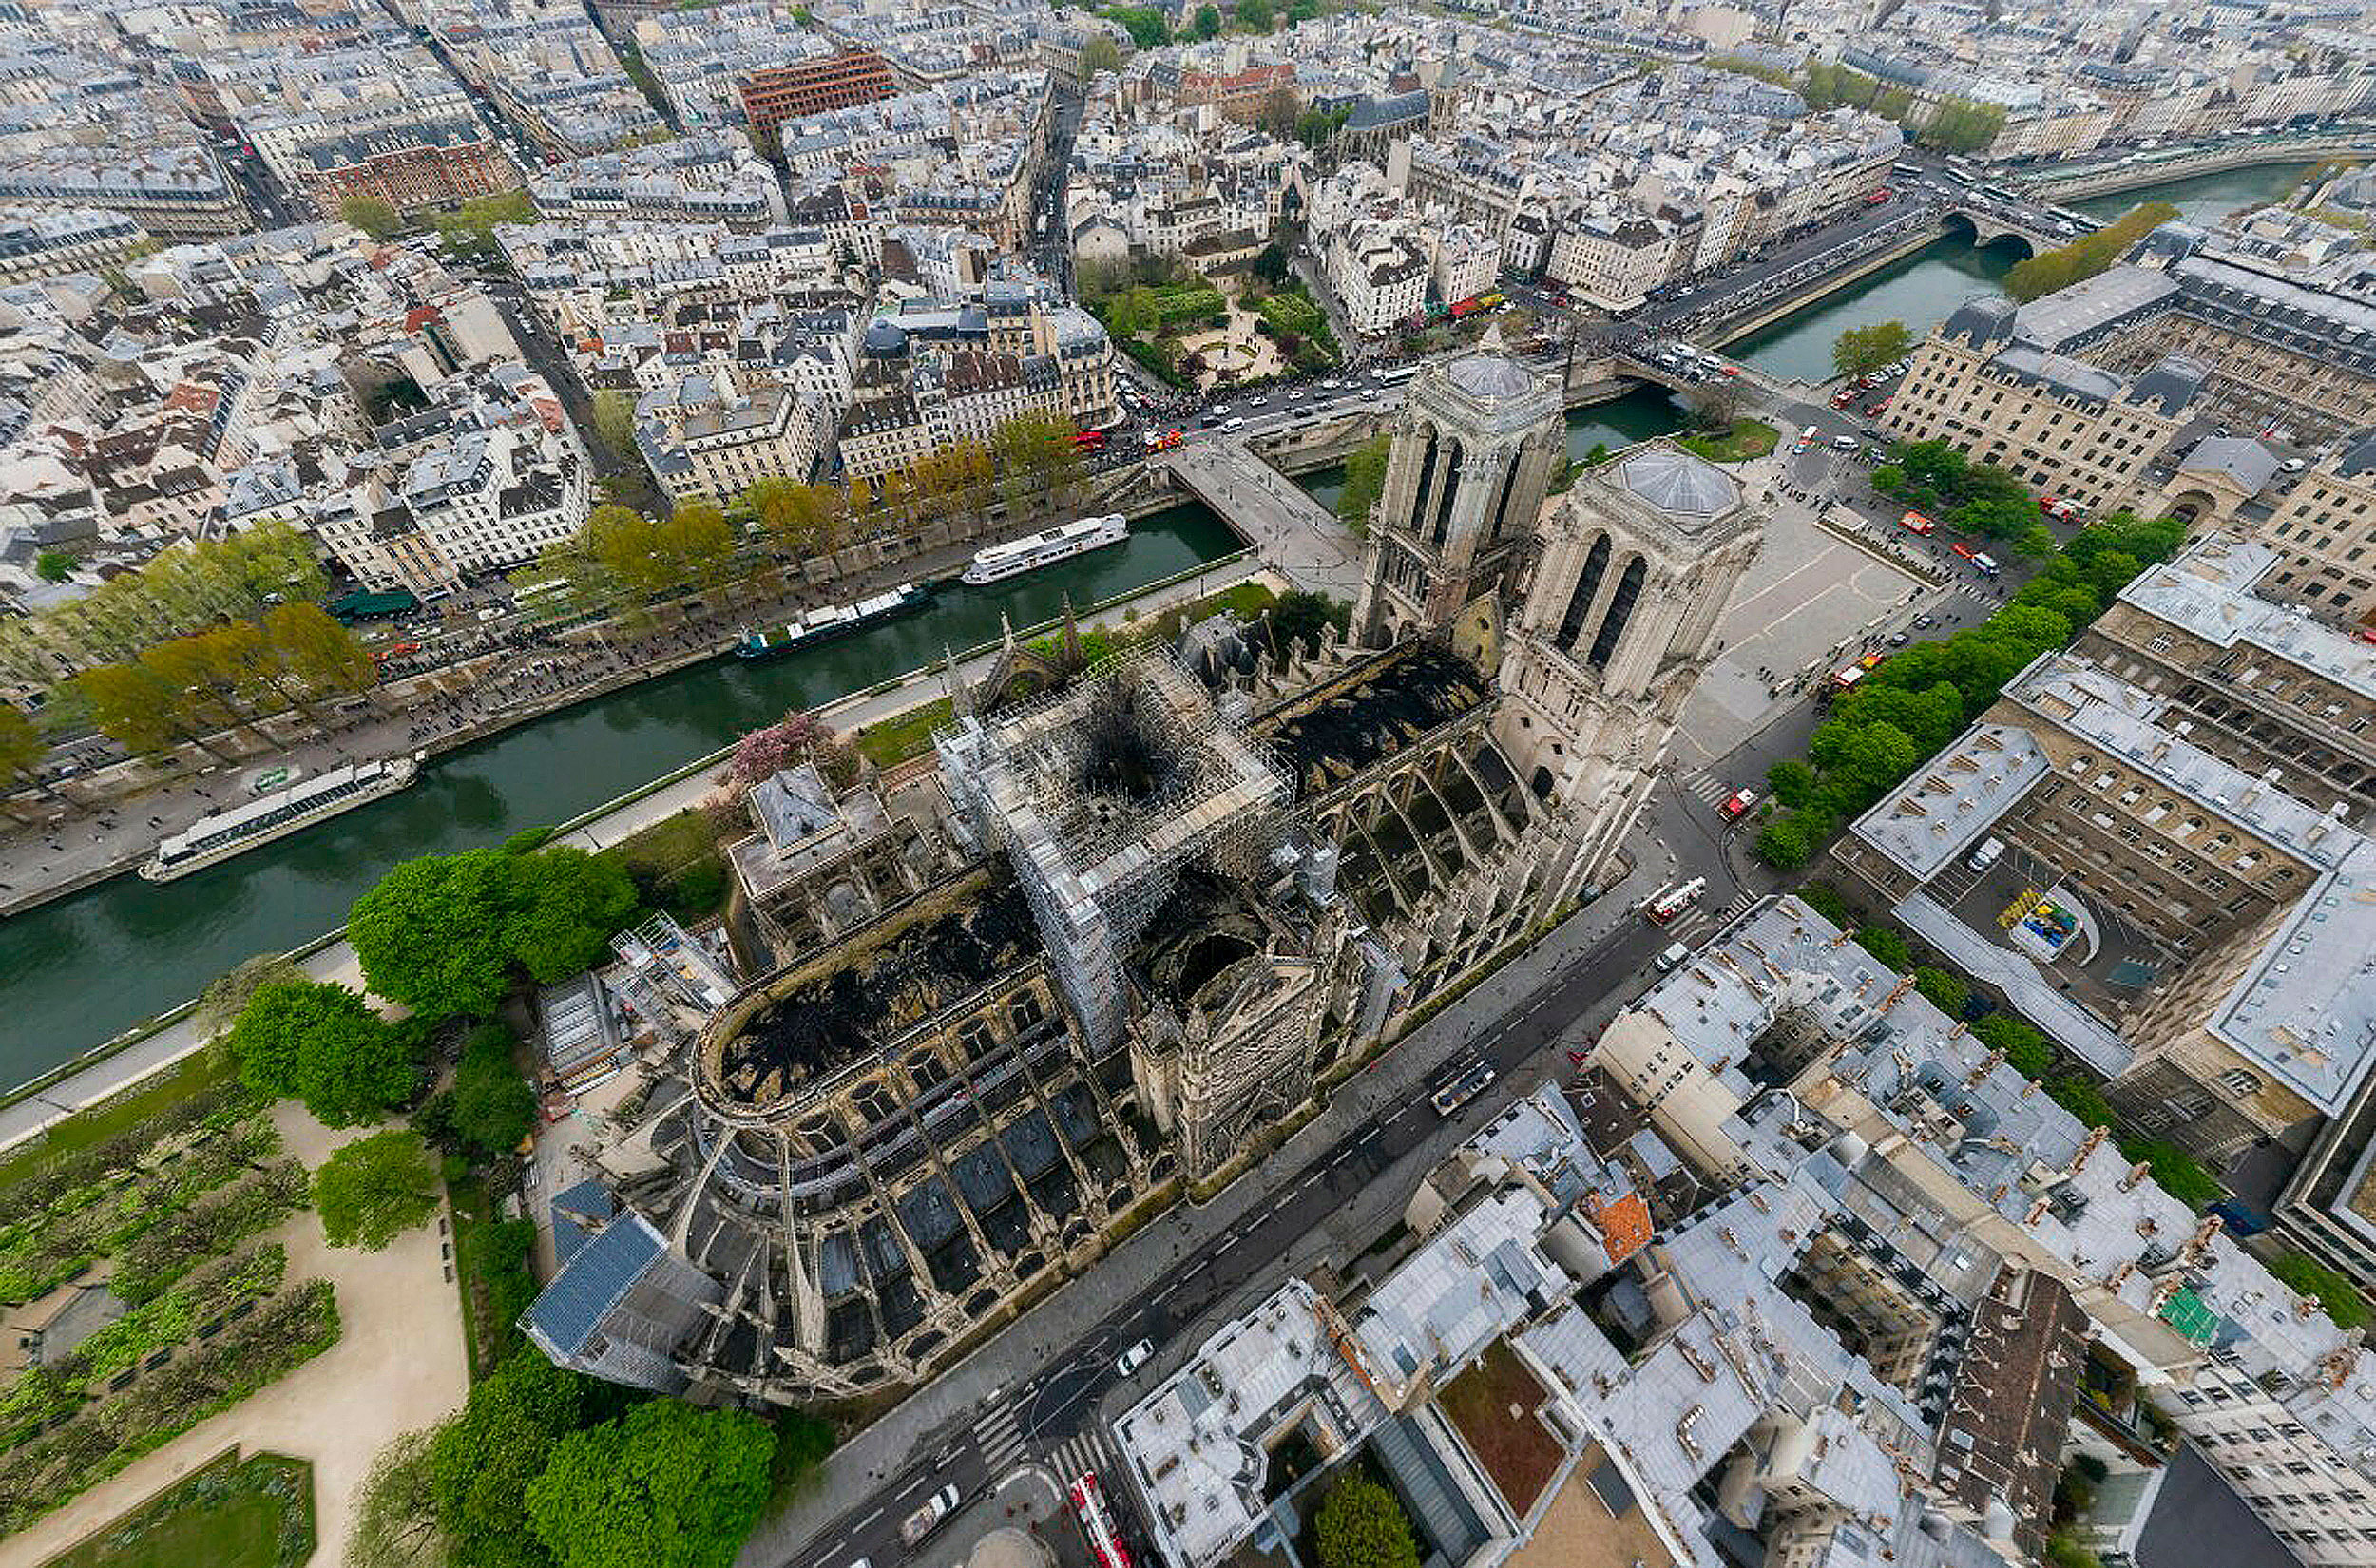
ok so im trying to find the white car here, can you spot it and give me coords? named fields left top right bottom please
left=1287, top=391, right=1305, bottom=402
left=1322, top=377, right=1342, bottom=389
left=1116, top=1338, right=1154, bottom=1376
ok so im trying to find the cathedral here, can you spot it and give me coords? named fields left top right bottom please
left=522, top=343, right=1765, bottom=1407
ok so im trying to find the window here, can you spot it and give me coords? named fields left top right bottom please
left=2220, top=1068, right=2264, bottom=1099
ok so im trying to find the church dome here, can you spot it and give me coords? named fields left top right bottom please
left=1617, top=444, right=1736, bottom=520
left=1443, top=353, right=1537, bottom=401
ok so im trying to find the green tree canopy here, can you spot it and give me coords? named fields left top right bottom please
left=350, top=848, right=517, bottom=1020
left=2005, top=202, right=2180, bottom=303
left=527, top=1400, right=777, bottom=1568
left=341, top=193, right=405, bottom=240
left=1831, top=320, right=1913, bottom=379
left=1082, top=32, right=1122, bottom=74
left=1192, top=3, right=1221, bottom=36
left=588, top=388, right=640, bottom=457
left=33, top=548, right=71, bottom=583
left=350, top=1425, right=450, bottom=1568
left=430, top=1353, right=585, bottom=1568
left=1313, top=1476, right=1419, bottom=1568
left=316, top=1129, right=443, bottom=1251
left=451, top=1021, right=539, bottom=1158
left=1236, top=0, right=1274, bottom=29
left=1337, top=433, right=1389, bottom=526
left=227, top=979, right=423, bottom=1125
left=350, top=845, right=639, bottom=1020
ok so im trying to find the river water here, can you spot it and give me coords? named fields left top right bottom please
left=1723, top=161, right=2314, bottom=386
left=0, top=160, right=2328, bottom=1086
left=0, top=507, right=1238, bottom=1083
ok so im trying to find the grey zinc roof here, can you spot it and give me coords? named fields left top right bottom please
left=1443, top=352, right=1537, bottom=400
left=523, top=1210, right=665, bottom=1355
left=1989, top=344, right=2124, bottom=405
left=2008, top=264, right=2181, bottom=352
left=1849, top=722, right=2047, bottom=880
left=1618, top=442, right=1736, bottom=520
left=2177, top=435, right=2281, bottom=495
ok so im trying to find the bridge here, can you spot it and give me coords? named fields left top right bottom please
left=1937, top=200, right=2083, bottom=258
left=1156, top=438, right=1365, bottom=598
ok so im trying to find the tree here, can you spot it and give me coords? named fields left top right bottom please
left=452, top=1022, right=537, bottom=1158
left=1912, top=966, right=1967, bottom=1017
left=504, top=846, right=638, bottom=985
left=228, top=979, right=424, bottom=1125
left=1192, top=2, right=1221, bottom=37
left=351, top=849, right=517, bottom=1020
left=1754, top=814, right=1816, bottom=870
left=1683, top=382, right=1741, bottom=432
left=33, top=548, right=71, bottom=583
left=1765, top=757, right=1817, bottom=808
left=1081, top=33, right=1122, bottom=74
left=1255, top=84, right=1298, bottom=138
left=1235, top=0, right=1274, bottom=29
left=1852, top=924, right=1913, bottom=973
left=316, top=1130, right=442, bottom=1251
left=196, top=951, right=306, bottom=1043
left=431, top=1353, right=584, bottom=1568
left=1267, top=590, right=1343, bottom=656
left=527, top=1400, right=777, bottom=1568
left=1337, top=434, right=1389, bottom=527
left=350, top=1426, right=450, bottom=1568
left=588, top=389, right=640, bottom=458
left=1102, top=4, right=1168, bottom=46
left=1831, top=320, right=1913, bottom=380
left=728, top=708, right=830, bottom=786
left=341, top=193, right=406, bottom=240
left=2005, top=202, right=2179, bottom=304
left=1253, top=242, right=1292, bottom=284
left=2124, top=1138, right=2221, bottom=1209
left=0, top=700, right=55, bottom=804
left=1313, top=1476, right=1418, bottom=1568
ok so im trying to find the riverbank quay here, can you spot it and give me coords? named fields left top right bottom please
left=0, top=553, right=1270, bottom=1157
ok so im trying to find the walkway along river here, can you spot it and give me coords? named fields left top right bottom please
left=0, top=158, right=2328, bottom=1089
left=0, top=507, right=1237, bottom=1086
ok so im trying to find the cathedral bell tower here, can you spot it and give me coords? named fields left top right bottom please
left=1352, top=329, right=1566, bottom=669
left=1496, top=439, right=1763, bottom=893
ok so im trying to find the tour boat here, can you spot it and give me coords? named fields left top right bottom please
left=960, top=514, right=1129, bottom=586
left=141, top=755, right=423, bottom=882
left=736, top=582, right=930, bottom=660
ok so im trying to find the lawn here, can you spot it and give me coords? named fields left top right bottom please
left=600, top=805, right=727, bottom=922
left=0, top=1051, right=241, bottom=1191
left=854, top=696, right=953, bottom=768
left=1436, top=1339, right=1563, bottom=1516
left=1679, top=418, right=1778, bottom=464
left=42, top=1448, right=314, bottom=1568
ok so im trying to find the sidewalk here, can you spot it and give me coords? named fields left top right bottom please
left=735, top=853, right=1669, bottom=1568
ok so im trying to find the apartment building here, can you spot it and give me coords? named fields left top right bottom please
left=639, top=369, right=824, bottom=502
left=736, top=49, right=895, bottom=150
left=527, top=136, right=788, bottom=230
left=0, top=144, right=248, bottom=239
left=1327, top=214, right=1428, bottom=336
left=0, top=206, right=147, bottom=285
left=1545, top=211, right=1677, bottom=314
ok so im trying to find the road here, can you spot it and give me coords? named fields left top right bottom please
left=756, top=759, right=1757, bottom=1568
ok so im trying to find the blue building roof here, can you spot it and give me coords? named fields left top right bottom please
left=523, top=1210, right=663, bottom=1355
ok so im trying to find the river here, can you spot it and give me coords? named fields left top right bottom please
left=0, top=507, right=1238, bottom=1084
left=0, top=158, right=2335, bottom=1087
left=1722, top=161, right=2316, bottom=386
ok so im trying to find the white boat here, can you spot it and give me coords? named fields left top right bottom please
left=140, top=755, right=422, bottom=882
left=960, top=514, right=1129, bottom=586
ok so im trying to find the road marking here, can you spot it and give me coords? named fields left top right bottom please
left=854, top=1508, right=883, bottom=1530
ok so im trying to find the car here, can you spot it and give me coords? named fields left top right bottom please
left=1913, top=612, right=1937, bottom=628
left=1322, top=377, right=1342, bottom=389
left=1831, top=434, right=1859, bottom=451
left=1656, top=942, right=1692, bottom=972
left=1718, top=787, right=1757, bottom=819
left=2282, top=457, right=2308, bottom=473
left=902, top=1485, right=963, bottom=1546
left=1224, top=417, right=1246, bottom=432
left=1116, top=1338, right=1154, bottom=1377
left=1287, top=391, right=1305, bottom=402
left=1887, top=630, right=1910, bottom=645
left=1251, top=395, right=1270, bottom=407
left=1430, top=1061, right=1496, bottom=1116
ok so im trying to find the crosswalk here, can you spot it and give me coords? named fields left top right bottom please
left=1680, top=770, right=1740, bottom=809
left=974, top=1405, right=1027, bottom=1473
left=1047, top=1427, right=1121, bottom=1486
left=1657, top=891, right=1758, bottom=945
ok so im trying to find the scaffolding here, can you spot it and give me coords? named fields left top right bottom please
left=935, top=645, right=1294, bottom=1055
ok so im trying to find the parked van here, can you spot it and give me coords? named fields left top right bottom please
left=1657, top=942, right=1691, bottom=972
left=1966, top=835, right=2005, bottom=872
left=1223, top=417, right=1246, bottom=432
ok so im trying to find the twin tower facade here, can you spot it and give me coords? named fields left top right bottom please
left=1352, top=339, right=1764, bottom=895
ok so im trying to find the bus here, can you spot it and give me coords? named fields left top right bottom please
left=1645, top=879, right=1706, bottom=925
left=1375, top=363, right=1421, bottom=385
left=1073, top=428, right=1107, bottom=452
left=1979, top=184, right=2019, bottom=204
